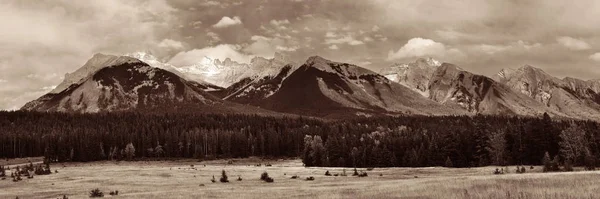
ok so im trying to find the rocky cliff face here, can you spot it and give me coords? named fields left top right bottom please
left=496, top=65, right=600, bottom=120
left=380, top=57, right=441, bottom=97
left=428, top=63, right=563, bottom=116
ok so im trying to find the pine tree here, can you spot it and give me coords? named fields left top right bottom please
left=444, top=156, right=453, bottom=168
left=124, top=143, right=135, bottom=160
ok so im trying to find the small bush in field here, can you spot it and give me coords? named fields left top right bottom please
left=358, top=172, right=368, bottom=177
left=260, top=172, right=274, bottom=182
left=260, top=172, right=269, bottom=181
left=109, top=190, right=119, bottom=196
left=264, top=177, right=274, bottom=183
left=89, top=188, right=104, bottom=198
left=211, top=175, right=216, bottom=183
left=220, top=170, right=229, bottom=183
left=291, top=175, right=299, bottom=179
left=237, top=176, right=242, bottom=181
left=324, top=170, right=331, bottom=176
left=352, top=168, right=359, bottom=176
left=306, top=176, right=315, bottom=181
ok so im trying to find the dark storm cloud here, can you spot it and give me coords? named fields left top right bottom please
left=1, top=0, right=600, bottom=110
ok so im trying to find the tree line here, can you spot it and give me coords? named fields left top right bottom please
left=1, top=111, right=598, bottom=168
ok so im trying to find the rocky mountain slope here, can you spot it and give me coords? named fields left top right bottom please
left=496, top=65, right=600, bottom=120
left=428, top=63, right=563, bottom=116
left=259, top=56, right=465, bottom=118
left=218, top=54, right=298, bottom=104
left=22, top=57, right=223, bottom=113
left=380, top=57, right=441, bottom=97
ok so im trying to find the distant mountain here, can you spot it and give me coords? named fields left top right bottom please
left=496, top=65, right=600, bottom=120
left=126, top=52, right=223, bottom=91
left=380, top=57, right=441, bottom=97
left=21, top=54, right=285, bottom=116
left=51, top=54, right=140, bottom=94
left=173, top=52, right=293, bottom=88
left=218, top=54, right=298, bottom=104
left=428, top=63, right=561, bottom=116
left=258, top=56, right=464, bottom=118
left=22, top=55, right=223, bottom=112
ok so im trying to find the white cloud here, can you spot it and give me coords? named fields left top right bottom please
left=212, top=16, right=242, bottom=28
left=201, top=1, right=221, bottom=7
left=387, top=38, right=447, bottom=60
left=325, top=32, right=337, bottom=38
left=169, top=44, right=252, bottom=66
left=191, top=20, right=203, bottom=28
left=157, top=39, right=184, bottom=49
left=371, top=25, right=380, bottom=32
left=206, top=31, right=221, bottom=44
left=329, top=45, right=339, bottom=50
left=276, top=45, right=298, bottom=52
left=270, top=19, right=290, bottom=26
left=243, top=35, right=291, bottom=58
left=557, top=36, right=591, bottom=50
left=471, top=40, right=541, bottom=55
left=590, top=53, right=600, bottom=62
left=324, top=35, right=364, bottom=46
left=475, top=44, right=509, bottom=55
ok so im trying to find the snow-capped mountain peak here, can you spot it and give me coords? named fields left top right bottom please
left=51, top=53, right=142, bottom=94
left=379, top=57, right=444, bottom=97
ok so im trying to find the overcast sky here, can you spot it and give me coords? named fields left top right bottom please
left=1, top=0, right=600, bottom=110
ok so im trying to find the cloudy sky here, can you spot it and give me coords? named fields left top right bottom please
left=1, top=0, right=600, bottom=110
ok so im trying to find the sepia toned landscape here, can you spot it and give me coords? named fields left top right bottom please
left=2, top=0, right=600, bottom=198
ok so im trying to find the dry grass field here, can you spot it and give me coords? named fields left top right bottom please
left=1, top=158, right=599, bottom=199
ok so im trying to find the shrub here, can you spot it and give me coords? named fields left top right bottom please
left=109, top=190, right=119, bottom=196
left=0, top=165, right=5, bottom=177
left=324, top=170, right=331, bottom=176
left=237, top=176, right=242, bottom=181
left=306, top=176, right=315, bottom=181
left=220, top=170, right=229, bottom=183
left=291, top=175, right=299, bottom=179
left=366, top=168, right=374, bottom=171
left=352, top=168, right=359, bottom=176
left=211, top=175, right=216, bottom=183
left=260, top=172, right=269, bottom=181
left=89, top=188, right=104, bottom=198
left=333, top=173, right=339, bottom=176
left=516, top=166, right=526, bottom=174
left=493, top=168, right=502, bottom=175
left=264, top=177, right=274, bottom=183
left=265, top=163, right=272, bottom=167
left=358, top=172, right=368, bottom=177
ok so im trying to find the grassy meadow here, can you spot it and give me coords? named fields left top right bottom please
left=1, top=158, right=599, bottom=199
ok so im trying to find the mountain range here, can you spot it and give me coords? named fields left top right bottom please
left=22, top=52, right=600, bottom=120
